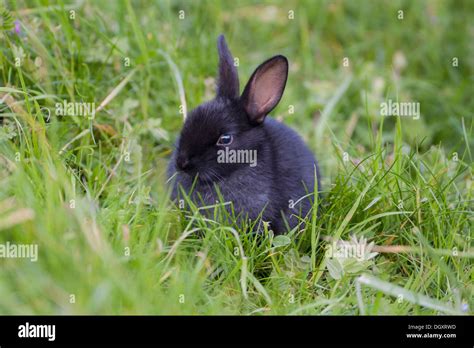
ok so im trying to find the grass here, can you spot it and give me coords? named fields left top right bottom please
left=0, top=0, right=472, bottom=314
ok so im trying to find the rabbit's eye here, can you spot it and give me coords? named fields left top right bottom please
left=217, top=134, right=233, bottom=146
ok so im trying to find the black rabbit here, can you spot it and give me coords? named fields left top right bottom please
left=167, top=35, right=321, bottom=235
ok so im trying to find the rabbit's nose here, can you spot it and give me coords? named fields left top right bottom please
left=177, top=156, right=191, bottom=171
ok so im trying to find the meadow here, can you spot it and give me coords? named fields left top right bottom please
left=0, top=0, right=472, bottom=314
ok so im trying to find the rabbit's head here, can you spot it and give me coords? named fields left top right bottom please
left=174, top=35, right=288, bottom=182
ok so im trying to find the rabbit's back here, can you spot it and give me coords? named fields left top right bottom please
left=262, top=118, right=320, bottom=231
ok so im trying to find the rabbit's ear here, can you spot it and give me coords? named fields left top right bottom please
left=241, top=55, right=288, bottom=124
left=216, top=35, right=240, bottom=99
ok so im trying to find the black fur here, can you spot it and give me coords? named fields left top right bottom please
left=167, top=35, right=321, bottom=234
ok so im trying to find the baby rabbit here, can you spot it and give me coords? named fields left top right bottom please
left=167, top=35, right=321, bottom=235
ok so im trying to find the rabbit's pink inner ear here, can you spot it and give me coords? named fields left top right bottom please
left=242, top=56, right=288, bottom=124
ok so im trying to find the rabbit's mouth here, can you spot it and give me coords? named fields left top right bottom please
left=178, top=169, right=216, bottom=185
left=195, top=172, right=219, bottom=185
